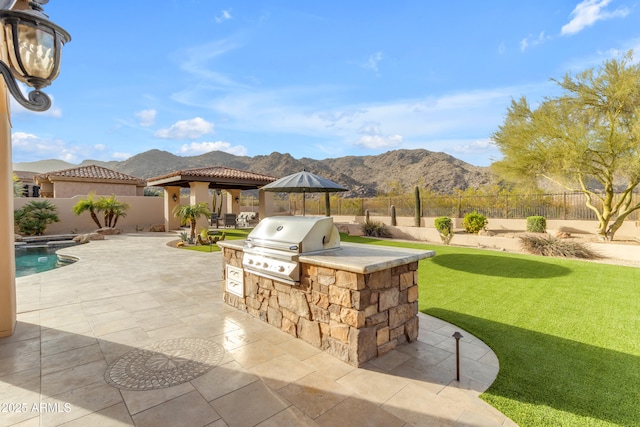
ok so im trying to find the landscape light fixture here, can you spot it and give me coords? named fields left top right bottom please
left=0, top=0, right=71, bottom=112
left=452, top=331, right=463, bottom=381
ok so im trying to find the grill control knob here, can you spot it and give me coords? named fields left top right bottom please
left=248, top=259, right=254, bottom=264
left=263, top=262, right=269, bottom=268
left=278, top=266, right=285, bottom=272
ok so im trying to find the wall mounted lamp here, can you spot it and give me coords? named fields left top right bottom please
left=0, top=0, right=71, bottom=112
left=234, top=196, right=239, bottom=203
left=172, top=194, right=177, bottom=202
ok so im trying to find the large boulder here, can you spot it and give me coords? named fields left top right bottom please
left=73, top=233, right=105, bottom=244
left=96, top=227, right=121, bottom=235
left=149, top=224, right=165, bottom=232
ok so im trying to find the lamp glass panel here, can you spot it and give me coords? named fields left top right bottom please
left=16, top=23, right=56, bottom=79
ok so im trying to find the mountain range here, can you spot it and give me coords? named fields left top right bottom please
left=13, top=149, right=495, bottom=197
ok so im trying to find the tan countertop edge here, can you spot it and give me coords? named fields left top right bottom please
left=218, top=240, right=435, bottom=274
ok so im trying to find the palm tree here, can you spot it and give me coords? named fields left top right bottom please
left=173, top=202, right=211, bottom=241
left=72, top=193, right=103, bottom=228
left=98, top=194, right=130, bottom=228
left=14, top=200, right=60, bottom=235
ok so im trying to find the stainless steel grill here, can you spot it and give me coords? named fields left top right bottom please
left=242, top=216, right=340, bottom=284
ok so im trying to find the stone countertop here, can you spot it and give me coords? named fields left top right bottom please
left=217, top=240, right=435, bottom=274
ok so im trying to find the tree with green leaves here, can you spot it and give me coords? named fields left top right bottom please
left=12, top=173, right=23, bottom=197
left=98, top=195, right=130, bottom=228
left=72, top=192, right=103, bottom=228
left=491, top=50, right=640, bottom=241
left=14, top=200, right=60, bottom=236
left=173, top=202, right=211, bottom=241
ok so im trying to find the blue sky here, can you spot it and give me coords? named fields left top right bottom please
left=9, top=0, right=639, bottom=166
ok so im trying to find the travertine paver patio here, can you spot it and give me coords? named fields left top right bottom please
left=1, top=233, right=518, bottom=427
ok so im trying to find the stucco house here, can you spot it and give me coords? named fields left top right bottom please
left=34, top=164, right=146, bottom=198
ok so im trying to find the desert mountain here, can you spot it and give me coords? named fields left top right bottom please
left=14, top=148, right=495, bottom=196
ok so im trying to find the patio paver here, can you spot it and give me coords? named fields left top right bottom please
left=1, top=233, right=518, bottom=427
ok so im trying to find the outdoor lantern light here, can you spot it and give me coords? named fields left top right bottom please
left=0, top=0, right=71, bottom=112
left=172, top=193, right=177, bottom=202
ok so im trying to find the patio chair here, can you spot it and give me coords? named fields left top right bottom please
left=223, top=213, right=237, bottom=228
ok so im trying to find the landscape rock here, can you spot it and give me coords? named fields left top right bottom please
left=73, top=233, right=105, bottom=243
left=149, top=224, right=165, bottom=232
left=96, top=227, right=121, bottom=235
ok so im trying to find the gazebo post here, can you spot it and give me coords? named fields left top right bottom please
left=164, top=186, right=182, bottom=231
left=190, top=182, right=211, bottom=233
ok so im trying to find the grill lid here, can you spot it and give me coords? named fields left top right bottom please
left=246, top=216, right=340, bottom=253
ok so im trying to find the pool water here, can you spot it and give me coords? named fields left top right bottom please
left=15, top=246, right=76, bottom=278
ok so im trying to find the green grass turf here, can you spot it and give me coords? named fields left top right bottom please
left=340, top=234, right=640, bottom=426
left=179, top=229, right=250, bottom=252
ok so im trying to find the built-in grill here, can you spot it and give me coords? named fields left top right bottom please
left=242, top=216, right=341, bottom=284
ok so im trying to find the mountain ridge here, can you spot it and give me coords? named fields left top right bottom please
left=13, top=148, right=495, bottom=196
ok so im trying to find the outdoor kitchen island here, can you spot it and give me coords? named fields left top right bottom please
left=217, top=217, right=435, bottom=367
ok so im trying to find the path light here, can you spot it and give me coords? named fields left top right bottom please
left=0, top=0, right=70, bottom=338
left=453, top=331, right=463, bottom=381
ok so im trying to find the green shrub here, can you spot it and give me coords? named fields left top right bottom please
left=462, top=211, right=488, bottom=234
left=362, top=219, right=391, bottom=238
left=519, top=234, right=599, bottom=259
left=434, top=216, right=453, bottom=245
left=526, top=216, right=546, bottom=233
left=14, top=200, right=60, bottom=236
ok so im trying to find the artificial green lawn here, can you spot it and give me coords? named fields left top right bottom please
left=341, top=234, right=640, bottom=427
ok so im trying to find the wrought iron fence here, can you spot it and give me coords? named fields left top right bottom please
left=246, top=192, right=640, bottom=221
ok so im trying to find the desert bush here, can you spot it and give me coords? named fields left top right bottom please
left=519, top=234, right=599, bottom=259
left=14, top=200, right=60, bottom=236
left=527, top=216, right=546, bottom=233
left=462, top=211, right=488, bottom=234
left=434, top=216, right=453, bottom=245
left=362, top=219, right=392, bottom=238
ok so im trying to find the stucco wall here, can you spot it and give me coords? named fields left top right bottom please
left=51, top=181, right=142, bottom=199
left=332, top=215, right=640, bottom=241
left=14, top=195, right=164, bottom=234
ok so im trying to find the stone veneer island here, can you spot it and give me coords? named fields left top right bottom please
left=217, top=240, right=435, bottom=367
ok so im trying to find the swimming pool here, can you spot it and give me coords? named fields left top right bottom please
left=15, top=246, right=77, bottom=278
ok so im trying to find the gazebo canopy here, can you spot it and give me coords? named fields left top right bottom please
left=146, top=166, right=277, bottom=190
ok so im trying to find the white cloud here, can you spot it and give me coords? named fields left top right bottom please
left=561, top=0, right=629, bottom=36
left=355, top=123, right=403, bottom=149
left=362, top=51, right=383, bottom=73
left=451, top=138, right=496, bottom=154
left=154, top=117, right=215, bottom=139
left=215, top=9, right=232, bottom=23
left=356, top=134, right=403, bottom=149
left=498, top=42, right=506, bottom=55
left=12, top=132, right=40, bottom=148
left=520, top=31, right=552, bottom=52
left=112, top=152, right=132, bottom=160
left=135, top=109, right=156, bottom=127
left=12, top=132, right=81, bottom=162
left=177, top=141, right=247, bottom=156
left=94, top=144, right=106, bottom=151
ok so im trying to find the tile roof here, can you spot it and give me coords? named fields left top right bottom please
left=147, top=166, right=277, bottom=183
left=37, top=165, right=146, bottom=184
